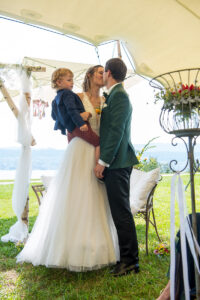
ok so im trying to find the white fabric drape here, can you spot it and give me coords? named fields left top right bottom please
left=1, top=70, right=32, bottom=243
left=170, top=174, right=200, bottom=300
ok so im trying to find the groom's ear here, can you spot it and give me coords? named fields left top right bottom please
left=107, top=70, right=112, bottom=77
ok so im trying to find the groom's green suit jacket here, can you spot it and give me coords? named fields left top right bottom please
left=100, top=83, right=139, bottom=169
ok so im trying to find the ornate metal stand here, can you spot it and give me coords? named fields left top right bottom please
left=170, top=130, right=200, bottom=299
left=150, top=69, right=200, bottom=299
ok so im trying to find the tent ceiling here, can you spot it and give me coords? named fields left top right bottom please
left=0, top=0, right=200, bottom=79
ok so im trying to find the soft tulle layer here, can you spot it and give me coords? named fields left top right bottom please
left=17, top=138, right=119, bottom=271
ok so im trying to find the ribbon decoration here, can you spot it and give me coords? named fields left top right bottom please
left=170, top=173, right=200, bottom=300
left=33, top=99, right=48, bottom=119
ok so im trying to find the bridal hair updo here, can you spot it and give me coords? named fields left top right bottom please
left=51, top=68, right=73, bottom=89
left=82, top=65, right=103, bottom=92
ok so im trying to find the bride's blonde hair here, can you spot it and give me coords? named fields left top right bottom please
left=82, top=65, right=103, bottom=92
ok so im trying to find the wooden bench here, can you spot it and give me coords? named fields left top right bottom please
left=32, top=184, right=46, bottom=205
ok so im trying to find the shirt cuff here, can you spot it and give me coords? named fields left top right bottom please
left=98, top=159, right=110, bottom=167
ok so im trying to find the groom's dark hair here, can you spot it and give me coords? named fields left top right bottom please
left=105, top=58, right=127, bottom=82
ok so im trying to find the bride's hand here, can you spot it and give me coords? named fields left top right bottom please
left=80, top=112, right=92, bottom=121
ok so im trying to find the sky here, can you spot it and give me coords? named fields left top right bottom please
left=0, top=17, right=171, bottom=149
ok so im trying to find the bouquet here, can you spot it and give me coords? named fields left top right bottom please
left=154, top=243, right=170, bottom=256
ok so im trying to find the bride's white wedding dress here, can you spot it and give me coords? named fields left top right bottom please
left=17, top=93, right=119, bottom=271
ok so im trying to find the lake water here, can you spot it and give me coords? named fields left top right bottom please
left=0, top=143, right=200, bottom=178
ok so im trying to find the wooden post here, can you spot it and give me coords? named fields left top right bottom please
left=21, top=196, right=29, bottom=228
left=0, top=78, right=18, bottom=117
left=24, top=91, right=36, bottom=146
left=0, top=78, right=36, bottom=146
left=0, top=64, right=46, bottom=73
left=21, top=91, right=32, bottom=228
left=24, top=92, right=31, bottom=106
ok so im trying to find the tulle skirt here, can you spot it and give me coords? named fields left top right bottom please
left=17, top=138, right=119, bottom=271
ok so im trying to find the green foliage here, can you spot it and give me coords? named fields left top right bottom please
left=139, top=157, right=159, bottom=172
left=135, top=137, right=173, bottom=173
left=135, top=137, right=160, bottom=172
left=159, top=163, right=171, bottom=174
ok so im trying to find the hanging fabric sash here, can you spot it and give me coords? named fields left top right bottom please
left=1, top=70, right=32, bottom=243
left=170, top=173, right=200, bottom=300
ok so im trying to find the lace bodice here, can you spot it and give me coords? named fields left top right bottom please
left=82, top=93, right=102, bottom=135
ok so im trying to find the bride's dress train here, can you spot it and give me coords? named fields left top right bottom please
left=17, top=93, right=119, bottom=271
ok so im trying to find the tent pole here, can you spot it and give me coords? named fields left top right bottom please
left=117, top=40, right=122, bottom=59
left=117, top=40, right=125, bottom=87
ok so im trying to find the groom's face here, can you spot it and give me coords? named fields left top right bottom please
left=103, top=70, right=108, bottom=86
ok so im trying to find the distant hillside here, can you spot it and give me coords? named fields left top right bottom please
left=134, top=142, right=200, bottom=152
left=0, top=143, right=200, bottom=170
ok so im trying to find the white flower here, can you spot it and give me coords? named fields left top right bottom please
left=102, top=103, right=108, bottom=109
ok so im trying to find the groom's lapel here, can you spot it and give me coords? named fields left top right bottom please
left=104, top=83, right=123, bottom=106
left=107, top=83, right=123, bottom=102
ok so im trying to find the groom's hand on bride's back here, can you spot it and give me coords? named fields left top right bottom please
left=94, top=164, right=105, bottom=179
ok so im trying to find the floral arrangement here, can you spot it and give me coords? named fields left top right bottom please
left=155, top=83, right=200, bottom=111
left=154, top=243, right=170, bottom=256
left=95, top=96, right=108, bottom=115
left=95, top=107, right=101, bottom=115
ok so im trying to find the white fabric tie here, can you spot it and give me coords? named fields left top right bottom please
left=1, top=70, right=32, bottom=243
left=170, top=173, right=200, bottom=300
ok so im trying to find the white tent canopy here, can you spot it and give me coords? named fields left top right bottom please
left=0, top=58, right=93, bottom=100
left=22, top=57, right=142, bottom=91
left=0, top=56, right=142, bottom=103
left=0, top=0, right=200, bottom=79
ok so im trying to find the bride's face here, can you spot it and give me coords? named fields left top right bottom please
left=91, top=67, right=104, bottom=87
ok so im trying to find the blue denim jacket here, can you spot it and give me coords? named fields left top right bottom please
left=51, top=89, right=85, bottom=135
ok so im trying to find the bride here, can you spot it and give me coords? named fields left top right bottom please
left=17, top=65, right=119, bottom=271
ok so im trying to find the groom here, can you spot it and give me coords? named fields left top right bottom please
left=94, top=58, right=139, bottom=276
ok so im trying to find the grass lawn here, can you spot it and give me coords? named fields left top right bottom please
left=0, top=175, right=200, bottom=299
